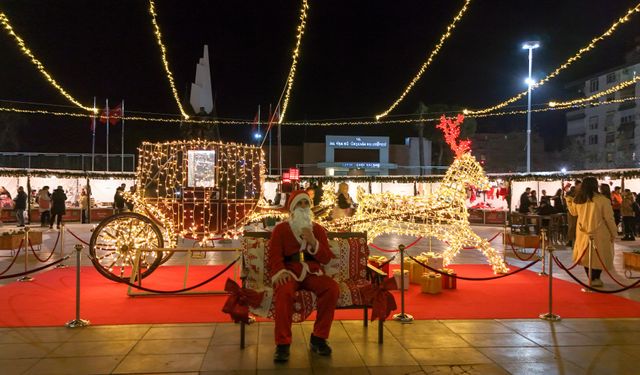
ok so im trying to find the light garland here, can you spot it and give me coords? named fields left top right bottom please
left=0, top=11, right=94, bottom=112
left=464, top=1, right=640, bottom=116
left=375, top=0, right=472, bottom=120
left=0, top=95, right=637, bottom=126
left=278, top=0, right=310, bottom=124
left=148, top=0, right=190, bottom=119
left=549, top=75, right=640, bottom=107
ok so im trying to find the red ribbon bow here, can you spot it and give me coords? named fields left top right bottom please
left=222, top=278, right=264, bottom=323
left=361, top=277, right=397, bottom=322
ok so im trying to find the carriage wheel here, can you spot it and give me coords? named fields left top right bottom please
left=89, top=212, right=164, bottom=283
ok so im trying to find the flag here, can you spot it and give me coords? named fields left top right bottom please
left=99, top=104, right=123, bottom=125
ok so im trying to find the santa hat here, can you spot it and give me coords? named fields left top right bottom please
left=286, top=190, right=311, bottom=212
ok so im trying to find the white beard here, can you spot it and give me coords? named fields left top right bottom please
left=290, top=206, right=313, bottom=241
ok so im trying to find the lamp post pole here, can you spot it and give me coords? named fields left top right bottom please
left=523, top=41, right=540, bottom=174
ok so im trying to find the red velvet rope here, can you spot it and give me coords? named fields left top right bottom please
left=407, top=254, right=540, bottom=281
left=0, top=241, right=23, bottom=275
left=592, top=242, right=638, bottom=288
left=28, top=238, right=58, bottom=262
left=552, top=255, right=640, bottom=293
left=505, top=236, right=540, bottom=261
left=368, top=237, right=422, bottom=253
left=66, top=228, right=90, bottom=246
left=114, top=256, right=240, bottom=294
left=0, top=255, right=70, bottom=280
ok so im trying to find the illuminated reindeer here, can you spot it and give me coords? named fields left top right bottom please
left=323, top=115, right=509, bottom=274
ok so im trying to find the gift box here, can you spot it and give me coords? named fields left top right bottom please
left=419, top=251, right=444, bottom=270
left=368, top=255, right=390, bottom=276
left=411, top=258, right=425, bottom=284
left=440, top=268, right=457, bottom=289
left=420, top=272, right=442, bottom=294
left=393, top=269, right=410, bottom=290
left=623, top=252, right=640, bottom=271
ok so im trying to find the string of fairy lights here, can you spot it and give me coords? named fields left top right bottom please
left=464, top=1, right=640, bottom=116
left=375, top=0, right=473, bottom=120
left=549, top=75, right=640, bottom=108
left=147, top=0, right=190, bottom=119
left=278, top=0, right=310, bottom=124
left=0, top=10, right=95, bottom=113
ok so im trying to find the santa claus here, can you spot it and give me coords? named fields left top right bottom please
left=269, top=190, right=339, bottom=362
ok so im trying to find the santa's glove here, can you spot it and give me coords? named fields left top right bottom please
left=273, top=271, right=293, bottom=286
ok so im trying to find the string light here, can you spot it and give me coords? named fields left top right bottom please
left=0, top=11, right=94, bottom=113
left=549, top=75, right=640, bottom=107
left=465, top=1, right=640, bottom=115
left=278, top=0, right=310, bottom=124
left=375, top=0, right=473, bottom=120
left=148, top=0, right=190, bottom=119
left=0, top=95, right=637, bottom=127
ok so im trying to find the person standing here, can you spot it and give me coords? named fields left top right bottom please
left=37, top=186, right=51, bottom=227
left=79, top=188, right=89, bottom=224
left=518, top=187, right=531, bottom=214
left=565, top=180, right=581, bottom=247
left=333, top=182, right=354, bottom=219
left=268, top=190, right=339, bottom=362
left=113, top=187, right=125, bottom=214
left=621, top=189, right=636, bottom=241
left=13, top=186, right=27, bottom=227
left=50, top=186, right=67, bottom=229
left=565, top=177, right=617, bottom=287
left=611, top=186, right=623, bottom=234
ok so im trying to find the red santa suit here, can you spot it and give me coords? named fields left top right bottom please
left=268, top=191, right=339, bottom=346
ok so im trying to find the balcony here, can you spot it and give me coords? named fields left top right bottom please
left=618, top=101, right=637, bottom=111
left=566, top=109, right=586, bottom=121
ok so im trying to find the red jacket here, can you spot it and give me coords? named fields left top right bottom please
left=268, top=221, right=334, bottom=282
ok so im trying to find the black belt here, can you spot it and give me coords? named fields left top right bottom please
left=284, top=252, right=315, bottom=263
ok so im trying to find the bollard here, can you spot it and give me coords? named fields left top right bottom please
left=581, top=237, right=594, bottom=293
left=539, top=244, right=561, bottom=321
left=392, top=244, right=414, bottom=323
left=538, top=229, right=548, bottom=276
left=17, top=227, right=34, bottom=282
left=65, top=244, right=90, bottom=328
left=55, top=225, right=67, bottom=268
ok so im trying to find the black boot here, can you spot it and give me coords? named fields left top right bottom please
left=310, top=334, right=332, bottom=356
left=273, top=344, right=290, bottom=362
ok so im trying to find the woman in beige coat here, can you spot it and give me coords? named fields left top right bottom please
left=565, top=177, right=617, bottom=287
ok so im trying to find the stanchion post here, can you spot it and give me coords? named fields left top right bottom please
left=581, top=236, right=594, bottom=293
left=392, top=244, right=414, bottom=323
left=538, top=229, right=548, bottom=276
left=17, top=227, right=34, bottom=282
left=55, top=225, right=67, bottom=268
left=66, top=244, right=90, bottom=328
left=539, top=244, right=561, bottom=321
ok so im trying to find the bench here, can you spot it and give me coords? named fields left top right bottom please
left=237, top=231, right=390, bottom=348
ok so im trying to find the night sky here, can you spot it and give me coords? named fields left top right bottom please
left=0, top=0, right=639, bottom=154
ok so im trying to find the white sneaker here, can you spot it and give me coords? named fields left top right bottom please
left=591, top=279, right=603, bottom=287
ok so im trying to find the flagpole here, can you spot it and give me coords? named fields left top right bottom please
left=268, top=104, right=272, bottom=175
left=121, top=100, right=125, bottom=172
left=278, top=108, right=282, bottom=176
left=106, top=98, right=109, bottom=171
left=257, top=104, right=261, bottom=139
left=91, top=96, right=96, bottom=171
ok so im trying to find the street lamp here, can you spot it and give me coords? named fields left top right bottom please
left=522, top=41, right=540, bottom=173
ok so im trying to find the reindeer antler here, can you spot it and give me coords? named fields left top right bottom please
left=436, top=114, right=471, bottom=157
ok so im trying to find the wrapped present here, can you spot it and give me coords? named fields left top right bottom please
left=419, top=251, right=444, bottom=270
left=402, top=258, right=414, bottom=283
left=393, top=269, right=410, bottom=290
left=420, top=272, right=442, bottom=294
left=440, top=268, right=457, bottom=289
left=411, top=257, right=425, bottom=284
left=368, top=255, right=390, bottom=275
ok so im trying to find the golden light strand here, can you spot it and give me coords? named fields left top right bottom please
left=148, top=0, right=190, bottom=119
left=375, top=0, right=473, bottom=120
left=549, top=75, right=640, bottom=107
left=0, top=11, right=94, bottom=112
left=278, top=0, right=310, bottom=124
left=465, top=1, right=640, bottom=115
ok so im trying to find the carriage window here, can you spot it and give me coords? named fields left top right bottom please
left=187, top=150, right=216, bottom=187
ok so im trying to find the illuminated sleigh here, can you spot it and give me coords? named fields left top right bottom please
left=89, top=140, right=264, bottom=282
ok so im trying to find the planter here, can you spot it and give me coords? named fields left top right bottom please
left=0, top=231, right=43, bottom=250
left=623, top=252, right=640, bottom=272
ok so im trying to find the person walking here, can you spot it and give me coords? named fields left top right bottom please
left=37, top=186, right=51, bottom=227
left=565, top=177, right=617, bottom=287
left=13, top=186, right=27, bottom=227
left=50, top=186, right=67, bottom=229
left=621, top=189, right=636, bottom=241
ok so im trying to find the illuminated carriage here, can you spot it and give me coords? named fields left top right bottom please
left=89, top=140, right=264, bottom=282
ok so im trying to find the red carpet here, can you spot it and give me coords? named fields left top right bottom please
left=0, top=264, right=639, bottom=327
